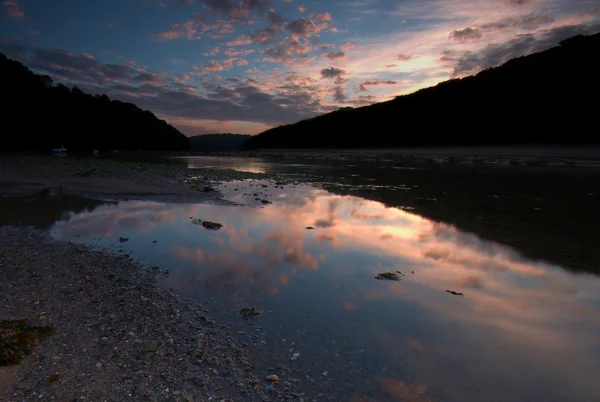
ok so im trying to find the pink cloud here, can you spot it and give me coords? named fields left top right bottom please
left=310, top=12, right=332, bottom=22
left=226, top=35, right=253, bottom=46
left=3, top=0, right=24, bottom=20
left=339, top=42, right=357, bottom=51
left=317, top=44, right=336, bottom=50
left=155, top=20, right=200, bottom=41
left=155, top=15, right=236, bottom=42
left=195, top=58, right=249, bottom=74
left=298, top=5, right=307, bottom=13
left=324, top=51, right=346, bottom=60
left=223, top=47, right=255, bottom=56
left=205, top=46, right=220, bottom=56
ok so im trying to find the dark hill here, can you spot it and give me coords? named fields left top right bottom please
left=244, top=33, right=600, bottom=150
left=0, top=53, right=189, bottom=152
left=188, top=134, right=252, bottom=152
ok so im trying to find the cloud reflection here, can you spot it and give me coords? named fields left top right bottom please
left=49, top=182, right=600, bottom=400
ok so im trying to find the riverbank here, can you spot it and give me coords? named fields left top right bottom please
left=0, top=226, right=309, bottom=401
left=0, top=155, right=265, bottom=203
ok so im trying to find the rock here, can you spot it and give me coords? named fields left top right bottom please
left=191, top=219, right=223, bottom=231
left=373, top=271, right=403, bottom=280
left=266, top=375, right=279, bottom=382
left=290, top=353, right=300, bottom=361
left=240, top=307, right=261, bottom=319
left=118, top=237, right=129, bottom=243
left=446, top=289, right=464, bottom=296
left=305, top=226, right=315, bottom=230
left=260, top=199, right=272, bottom=205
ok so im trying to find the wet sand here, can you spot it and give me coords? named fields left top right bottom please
left=0, top=155, right=224, bottom=203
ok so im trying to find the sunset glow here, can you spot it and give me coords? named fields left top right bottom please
left=1, top=0, right=598, bottom=135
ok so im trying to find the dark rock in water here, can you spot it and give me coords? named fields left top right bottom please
left=202, top=221, right=223, bottom=230
left=305, top=226, right=315, bottom=230
left=191, top=218, right=223, bottom=231
left=118, top=237, right=129, bottom=243
left=203, top=186, right=216, bottom=193
left=260, top=199, right=272, bottom=205
left=239, top=307, right=261, bottom=319
left=446, top=290, right=464, bottom=296
left=374, top=271, right=404, bottom=280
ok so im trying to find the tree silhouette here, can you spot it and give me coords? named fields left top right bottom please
left=0, top=53, right=190, bottom=153
left=244, top=32, right=600, bottom=150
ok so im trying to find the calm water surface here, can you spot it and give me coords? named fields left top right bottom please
left=39, top=178, right=600, bottom=401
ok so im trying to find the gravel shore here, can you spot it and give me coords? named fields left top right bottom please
left=0, top=226, right=287, bottom=401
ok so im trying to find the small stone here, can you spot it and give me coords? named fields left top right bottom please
left=266, top=375, right=279, bottom=382
left=96, top=362, right=102, bottom=369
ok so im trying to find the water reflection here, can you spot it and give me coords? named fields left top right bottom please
left=172, top=155, right=277, bottom=174
left=48, top=182, right=600, bottom=401
left=0, top=194, right=112, bottom=229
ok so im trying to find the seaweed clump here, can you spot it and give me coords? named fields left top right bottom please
left=374, top=271, right=404, bottom=281
left=191, top=218, right=224, bottom=231
left=0, top=319, right=56, bottom=366
left=239, top=307, right=261, bottom=319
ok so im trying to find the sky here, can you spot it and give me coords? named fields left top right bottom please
left=1, top=0, right=599, bottom=136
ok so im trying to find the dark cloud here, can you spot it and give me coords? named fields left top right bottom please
left=396, top=54, right=412, bottom=61
left=447, top=24, right=600, bottom=77
left=480, top=14, right=554, bottom=32
left=506, top=0, right=533, bottom=6
left=117, top=83, right=322, bottom=126
left=324, top=51, right=345, bottom=60
left=262, top=36, right=312, bottom=64
left=358, top=79, right=396, bottom=91
left=0, top=39, right=324, bottom=131
left=250, top=27, right=280, bottom=44
left=285, top=18, right=320, bottom=37
left=202, top=0, right=271, bottom=18
left=266, top=9, right=284, bottom=28
left=320, top=67, right=345, bottom=79
left=133, top=72, right=164, bottom=83
left=449, top=27, right=483, bottom=42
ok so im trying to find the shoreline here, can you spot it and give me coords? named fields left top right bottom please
left=0, top=155, right=268, bottom=204
left=0, top=156, right=310, bottom=401
left=0, top=226, right=304, bottom=401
